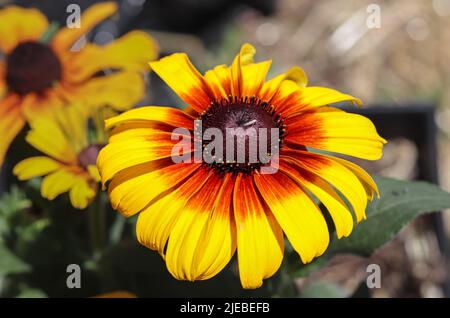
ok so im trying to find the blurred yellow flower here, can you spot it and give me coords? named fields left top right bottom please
left=13, top=104, right=102, bottom=209
left=0, top=2, right=158, bottom=167
left=98, top=43, right=386, bottom=288
left=92, top=291, right=137, bottom=298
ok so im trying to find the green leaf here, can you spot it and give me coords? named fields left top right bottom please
left=0, top=244, right=31, bottom=276
left=300, top=282, right=346, bottom=298
left=328, top=176, right=450, bottom=256
left=39, top=22, right=60, bottom=44
left=15, top=285, right=47, bottom=298
left=0, top=185, right=31, bottom=220
left=0, top=217, right=7, bottom=239
left=292, top=257, right=328, bottom=278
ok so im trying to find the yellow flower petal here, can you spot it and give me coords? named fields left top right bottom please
left=280, top=160, right=354, bottom=238
left=51, top=1, right=117, bottom=53
left=26, top=113, right=78, bottom=164
left=20, top=91, right=65, bottom=123
left=165, top=171, right=224, bottom=281
left=300, top=86, right=363, bottom=108
left=231, top=43, right=255, bottom=88
left=87, top=165, right=101, bottom=183
left=272, top=86, right=362, bottom=118
left=15, top=102, right=95, bottom=209
left=0, top=62, right=6, bottom=97
left=105, top=106, right=194, bottom=131
left=283, top=149, right=369, bottom=222
left=204, top=64, right=231, bottom=99
left=331, top=156, right=380, bottom=200
left=233, top=174, right=284, bottom=289
left=137, top=166, right=210, bottom=254
left=49, top=102, right=89, bottom=154
left=108, top=126, right=171, bottom=143
left=203, top=44, right=272, bottom=101
left=149, top=53, right=215, bottom=113
left=98, top=131, right=192, bottom=185
left=73, top=71, right=146, bottom=112
left=41, top=169, right=78, bottom=200
left=66, top=31, right=158, bottom=82
left=285, top=106, right=386, bottom=160
left=13, top=157, right=61, bottom=180
left=109, top=163, right=200, bottom=217
left=0, top=6, right=48, bottom=53
left=69, top=178, right=96, bottom=209
left=98, top=139, right=175, bottom=185
left=0, top=95, right=25, bottom=167
left=260, top=66, right=308, bottom=100
left=191, top=174, right=236, bottom=280
left=240, top=61, right=272, bottom=98
left=93, top=291, right=137, bottom=298
left=254, top=172, right=329, bottom=264
left=164, top=172, right=236, bottom=281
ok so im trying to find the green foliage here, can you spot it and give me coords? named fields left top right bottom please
left=327, top=176, right=450, bottom=256
left=0, top=244, right=30, bottom=276
left=0, top=186, right=32, bottom=275
left=0, top=185, right=31, bottom=223
left=15, top=284, right=47, bottom=298
left=299, top=282, right=346, bottom=298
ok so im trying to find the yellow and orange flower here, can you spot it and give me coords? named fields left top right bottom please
left=13, top=104, right=102, bottom=209
left=97, top=43, right=386, bottom=288
left=0, top=2, right=158, bottom=167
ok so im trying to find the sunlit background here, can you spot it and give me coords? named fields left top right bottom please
left=1, top=0, right=450, bottom=297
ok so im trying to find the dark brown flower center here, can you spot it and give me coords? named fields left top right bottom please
left=199, top=96, right=286, bottom=174
left=77, top=144, right=104, bottom=169
left=6, top=41, right=62, bottom=95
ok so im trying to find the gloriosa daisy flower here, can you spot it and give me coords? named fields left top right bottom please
left=0, top=2, right=158, bottom=167
left=13, top=104, right=102, bottom=209
left=97, top=43, right=386, bottom=289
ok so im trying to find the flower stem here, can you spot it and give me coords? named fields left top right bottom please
left=88, top=189, right=107, bottom=259
left=39, top=22, right=60, bottom=44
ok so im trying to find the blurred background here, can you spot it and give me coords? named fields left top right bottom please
left=1, top=0, right=450, bottom=298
